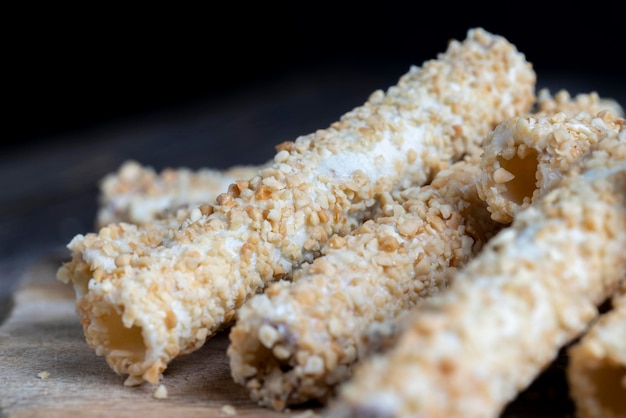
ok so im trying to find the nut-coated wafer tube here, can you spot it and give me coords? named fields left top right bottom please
left=227, top=153, right=500, bottom=411
left=56, top=27, right=536, bottom=386
left=566, top=280, right=626, bottom=418
left=325, top=115, right=626, bottom=418
left=96, top=160, right=266, bottom=228
left=476, top=91, right=624, bottom=225
left=96, top=90, right=621, bottom=230
left=477, top=110, right=624, bottom=224
left=101, top=92, right=618, bottom=228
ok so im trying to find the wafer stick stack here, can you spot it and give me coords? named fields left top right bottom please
left=566, top=280, right=626, bottom=418
left=324, top=111, right=626, bottom=418
left=56, top=28, right=536, bottom=386
left=227, top=152, right=500, bottom=411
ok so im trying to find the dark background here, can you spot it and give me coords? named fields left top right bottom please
left=7, top=4, right=625, bottom=149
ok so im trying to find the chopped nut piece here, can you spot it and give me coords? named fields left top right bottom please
left=152, top=384, right=168, bottom=399
left=220, top=404, right=237, bottom=416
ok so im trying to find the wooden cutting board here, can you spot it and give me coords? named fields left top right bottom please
left=0, top=255, right=575, bottom=418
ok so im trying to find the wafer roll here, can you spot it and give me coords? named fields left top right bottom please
left=95, top=91, right=620, bottom=230
left=477, top=110, right=623, bottom=224
left=227, top=153, right=500, bottom=410
left=95, top=92, right=620, bottom=230
left=325, top=114, right=626, bottom=418
left=56, top=27, right=536, bottom=386
left=96, top=160, right=266, bottom=228
left=566, top=280, right=626, bottom=418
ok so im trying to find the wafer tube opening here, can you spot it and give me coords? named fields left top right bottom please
left=101, top=309, right=146, bottom=362
left=585, top=362, right=626, bottom=416
left=496, top=148, right=539, bottom=205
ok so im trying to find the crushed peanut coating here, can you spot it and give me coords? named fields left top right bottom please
left=56, top=27, right=536, bottom=386
left=97, top=160, right=266, bottom=228
left=325, top=115, right=626, bottom=418
left=477, top=110, right=623, bottom=224
left=567, top=280, right=626, bottom=418
left=227, top=153, right=502, bottom=411
left=535, top=88, right=624, bottom=119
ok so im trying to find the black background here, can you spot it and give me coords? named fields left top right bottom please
left=7, top=3, right=625, bottom=149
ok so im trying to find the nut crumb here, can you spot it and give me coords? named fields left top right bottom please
left=37, top=371, right=50, bottom=380
left=220, top=404, right=237, bottom=416
left=291, top=410, right=321, bottom=418
left=152, top=384, right=168, bottom=399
